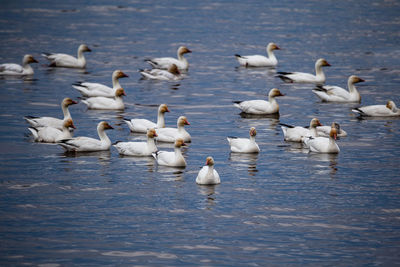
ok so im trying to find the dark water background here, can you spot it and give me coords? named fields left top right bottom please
left=1, top=0, right=400, bottom=265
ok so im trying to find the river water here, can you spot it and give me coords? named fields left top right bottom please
left=1, top=0, right=400, bottom=266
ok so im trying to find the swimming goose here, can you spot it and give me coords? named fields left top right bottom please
left=233, top=88, right=284, bottom=115
left=58, top=121, right=113, bottom=152
left=235, top=42, right=280, bottom=67
left=152, top=138, right=186, bottom=167
left=139, top=64, right=182, bottom=80
left=0, top=55, right=38, bottom=76
left=227, top=127, right=260, bottom=153
left=29, top=118, right=75, bottom=143
left=303, top=123, right=340, bottom=153
left=42, top=44, right=91, bottom=68
left=352, top=100, right=400, bottom=117
left=24, top=97, right=78, bottom=130
left=81, top=88, right=126, bottom=110
left=73, top=70, right=128, bottom=97
left=196, top=156, right=221, bottom=185
left=124, top=104, right=169, bottom=133
left=146, top=46, right=191, bottom=71
left=280, top=118, right=322, bottom=142
left=156, top=116, right=191, bottom=143
left=277, top=58, right=331, bottom=84
left=313, top=75, right=364, bottom=102
left=113, top=128, right=158, bottom=156
left=316, top=123, right=347, bottom=137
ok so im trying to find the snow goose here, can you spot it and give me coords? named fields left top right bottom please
left=58, top=121, right=113, bottom=152
left=124, top=104, right=169, bottom=133
left=139, top=64, right=182, bottom=80
left=313, top=75, right=364, bottom=102
left=29, top=118, right=75, bottom=143
left=277, top=58, right=331, bottom=84
left=24, top=97, right=78, bottom=130
left=280, top=118, right=322, bottom=142
left=42, top=44, right=91, bottom=68
left=233, top=88, right=284, bottom=115
left=146, top=46, right=191, bottom=71
left=235, top=42, right=280, bottom=67
left=227, top=127, right=260, bottom=153
left=303, top=123, right=340, bottom=153
left=196, top=156, right=221, bottom=185
left=73, top=70, right=128, bottom=97
left=352, top=100, right=400, bottom=117
left=316, top=123, right=347, bottom=137
left=81, top=88, right=126, bottom=110
left=152, top=138, right=186, bottom=167
left=0, top=55, right=38, bottom=76
left=113, top=128, right=158, bottom=156
left=156, top=116, right=191, bottom=143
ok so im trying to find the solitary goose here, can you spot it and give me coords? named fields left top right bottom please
left=81, top=88, right=126, bottom=110
left=124, top=104, right=169, bottom=133
left=73, top=70, right=128, bottom=97
left=235, top=42, right=280, bottom=67
left=139, top=64, right=182, bottom=80
left=156, top=116, right=191, bottom=143
left=29, top=118, right=75, bottom=143
left=313, top=75, right=364, bottom=102
left=42, top=44, right=91, bottom=68
left=227, top=127, right=260, bottom=153
left=233, top=88, right=284, bottom=115
left=146, top=46, right=191, bottom=71
left=152, top=138, right=186, bottom=167
left=277, top=58, right=330, bottom=84
left=352, top=100, right=400, bottom=117
left=196, top=156, right=221, bottom=185
left=113, top=128, right=158, bottom=156
left=280, top=118, right=322, bottom=142
left=303, top=123, right=340, bottom=154
left=0, top=55, right=38, bottom=76
left=58, top=121, right=113, bottom=152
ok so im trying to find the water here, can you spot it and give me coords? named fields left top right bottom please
left=1, top=0, right=400, bottom=265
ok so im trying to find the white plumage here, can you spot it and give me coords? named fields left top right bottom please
left=124, top=104, right=169, bottom=133
left=303, top=123, right=340, bottom=154
left=313, top=75, right=364, bottom=102
left=196, top=156, right=220, bottom=185
left=81, top=88, right=126, bottom=110
left=140, top=64, right=182, bottom=81
left=0, top=55, right=38, bottom=76
left=281, top=118, right=322, bottom=142
left=29, top=119, right=75, bottom=143
left=352, top=100, right=400, bottom=117
left=156, top=116, right=191, bottom=143
left=113, top=129, right=158, bottom=156
left=227, top=127, right=260, bottom=153
left=277, top=58, right=331, bottom=84
left=42, top=44, right=91, bottom=68
left=152, top=138, right=186, bottom=167
left=146, top=46, right=191, bottom=71
left=235, top=42, right=280, bottom=67
left=234, top=88, right=284, bottom=115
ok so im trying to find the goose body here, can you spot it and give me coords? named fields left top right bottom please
left=152, top=138, right=186, bottom=167
left=156, top=116, right=191, bottom=143
left=235, top=42, right=280, bottom=67
left=196, top=157, right=220, bottom=185
left=277, top=58, right=330, bottom=84
left=113, top=129, right=158, bottom=156
left=281, top=118, right=322, bottom=142
left=140, top=64, right=182, bottom=80
left=227, top=127, right=260, bottom=153
left=73, top=70, right=128, bottom=97
left=313, top=75, right=364, bottom=102
left=58, top=121, right=113, bottom=152
left=303, top=123, right=340, bottom=153
left=125, top=104, right=169, bottom=133
left=42, top=44, right=91, bottom=68
left=81, top=88, right=126, bottom=110
left=146, top=46, right=191, bottom=71
left=24, top=98, right=77, bottom=130
left=352, top=101, right=400, bottom=117
left=0, top=55, right=38, bottom=76
left=234, top=88, right=284, bottom=115
left=316, top=123, right=347, bottom=137
left=29, top=119, right=75, bottom=143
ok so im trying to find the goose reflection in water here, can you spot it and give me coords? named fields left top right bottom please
left=228, top=152, right=259, bottom=176
left=155, top=165, right=184, bottom=182
left=308, top=152, right=338, bottom=177
left=197, top=184, right=217, bottom=210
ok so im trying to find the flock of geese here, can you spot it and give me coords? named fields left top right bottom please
left=1, top=43, right=399, bottom=185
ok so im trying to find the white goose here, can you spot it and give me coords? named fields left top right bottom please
left=29, top=118, right=75, bottom=143
left=156, top=116, right=191, bottom=143
left=139, top=64, right=182, bottom=81
left=277, top=58, right=331, bottom=84
left=316, top=123, right=347, bottom=137
left=352, top=100, right=400, bottom=117
left=146, top=46, right=191, bottom=71
left=233, top=88, right=284, bottom=115
left=113, top=128, right=158, bottom=156
left=303, top=123, right=340, bottom=154
left=73, top=70, right=128, bottom=97
left=42, top=44, right=91, bottom=68
left=280, top=118, right=322, bottom=142
left=58, top=121, right=113, bottom=152
left=152, top=138, right=186, bottom=167
left=196, top=156, right=221, bottom=185
left=0, top=55, right=38, bottom=76
left=313, top=75, right=364, bottom=102
left=235, top=42, right=280, bottom=67
left=124, top=104, right=169, bottom=133
left=81, top=88, right=126, bottom=110
left=227, top=127, right=260, bottom=153
left=24, top=97, right=77, bottom=130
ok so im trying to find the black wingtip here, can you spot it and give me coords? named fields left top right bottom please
left=234, top=54, right=241, bottom=58
left=279, top=123, right=294, bottom=128
left=233, top=101, right=242, bottom=104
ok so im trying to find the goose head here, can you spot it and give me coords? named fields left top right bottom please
left=177, top=116, right=190, bottom=127
left=205, top=156, right=215, bottom=166
left=115, top=88, right=126, bottom=97
left=310, top=118, right=322, bottom=128
left=249, top=127, right=257, bottom=137
left=147, top=128, right=158, bottom=138
left=386, top=100, right=397, bottom=111
left=316, top=58, right=331, bottom=68
left=79, top=44, right=91, bottom=53
left=178, top=46, right=192, bottom=55
left=62, top=97, right=78, bottom=107
left=23, top=54, right=38, bottom=65
left=113, top=70, right=129, bottom=80
left=349, top=75, right=364, bottom=84
left=159, top=104, right=170, bottom=113
left=63, top=118, right=76, bottom=129
left=98, top=121, right=114, bottom=131
left=174, top=138, right=186, bottom=148
left=332, top=122, right=341, bottom=132
left=267, top=42, right=280, bottom=51
left=168, top=64, right=180, bottom=75
left=329, top=123, right=338, bottom=140
left=268, top=88, right=285, bottom=98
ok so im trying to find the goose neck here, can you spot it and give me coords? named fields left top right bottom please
left=157, top=111, right=166, bottom=128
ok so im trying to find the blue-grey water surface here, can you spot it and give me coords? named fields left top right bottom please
left=1, top=0, right=400, bottom=266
